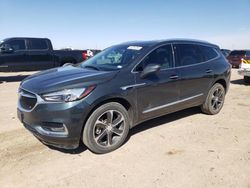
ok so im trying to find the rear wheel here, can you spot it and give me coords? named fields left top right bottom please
left=83, top=102, right=130, bottom=154
left=244, top=76, right=250, bottom=84
left=201, top=83, right=225, bottom=115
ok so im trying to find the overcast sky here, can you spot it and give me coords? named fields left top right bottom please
left=1, top=0, right=250, bottom=50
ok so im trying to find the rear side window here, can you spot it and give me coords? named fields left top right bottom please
left=4, top=39, right=25, bottom=50
left=135, top=44, right=173, bottom=71
left=199, top=45, right=218, bottom=61
left=174, top=44, right=204, bottom=66
left=29, top=39, right=48, bottom=50
left=229, top=50, right=246, bottom=56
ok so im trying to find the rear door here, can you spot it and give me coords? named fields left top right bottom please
left=134, top=44, right=180, bottom=120
left=27, top=39, right=54, bottom=70
left=0, top=39, right=28, bottom=71
left=173, top=43, right=216, bottom=105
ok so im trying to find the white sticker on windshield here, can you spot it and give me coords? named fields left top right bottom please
left=127, top=46, right=142, bottom=50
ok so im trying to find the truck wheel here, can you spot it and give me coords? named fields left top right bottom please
left=244, top=76, right=250, bottom=84
left=83, top=102, right=130, bottom=154
left=201, top=83, right=225, bottom=115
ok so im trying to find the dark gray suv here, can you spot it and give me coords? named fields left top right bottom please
left=17, top=39, right=231, bottom=154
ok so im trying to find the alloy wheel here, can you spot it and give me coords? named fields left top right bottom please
left=211, top=88, right=224, bottom=111
left=93, top=110, right=125, bottom=147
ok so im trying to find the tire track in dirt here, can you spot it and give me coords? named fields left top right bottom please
left=0, top=128, right=48, bottom=164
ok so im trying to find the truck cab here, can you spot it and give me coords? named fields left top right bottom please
left=0, top=37, right=92, bottom=72
left=0, top=38, right=55, bottom=71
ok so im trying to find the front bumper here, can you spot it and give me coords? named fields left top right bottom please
left=238, top=69, right=250, bottom=77
left=17, top=99, right=90, bottom=149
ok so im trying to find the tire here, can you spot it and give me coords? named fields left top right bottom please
left=83, top=102, right=130, bottom=154
left=201, top=83, right=225, bottom=115
left=244, top=76, right=250, bottom=84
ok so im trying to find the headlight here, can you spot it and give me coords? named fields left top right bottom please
left=42, top=86, right=95, bottom=102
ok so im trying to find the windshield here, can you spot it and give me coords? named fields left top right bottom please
left=80, top=44, right=146, bottom=71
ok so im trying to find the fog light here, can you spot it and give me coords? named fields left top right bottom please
left=42, top=122, right=66, bottom=132
left=35, top=122, right=69, bottom=137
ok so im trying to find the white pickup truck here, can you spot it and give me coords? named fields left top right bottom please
left=238, top=58, right=250, bottom=83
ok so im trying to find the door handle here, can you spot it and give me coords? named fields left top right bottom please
left=206, top=69, right=213, bottom=73
left=169, top=75, right=179, bottom=79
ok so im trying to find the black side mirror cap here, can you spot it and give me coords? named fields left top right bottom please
left=140, top=64, right=161, bottom=78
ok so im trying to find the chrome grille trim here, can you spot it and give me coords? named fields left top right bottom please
left=18, top=87, right=62, bottom=112
left=18, top=87, right=40, bottom=112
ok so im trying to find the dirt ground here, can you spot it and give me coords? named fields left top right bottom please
left=0, top=69, right=249, bottom=188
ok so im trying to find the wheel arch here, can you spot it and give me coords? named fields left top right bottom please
left=213, top=78, right=227, bottom=92
left=82, top=97, right=135, bottom=134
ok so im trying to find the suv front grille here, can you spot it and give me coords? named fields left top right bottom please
left=19, top=89, right=37, bottom=110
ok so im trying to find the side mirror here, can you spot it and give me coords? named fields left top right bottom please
left=140, top=64, right=161, bottom=78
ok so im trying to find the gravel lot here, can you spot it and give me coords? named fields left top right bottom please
left=0, top=69, right=249, bottom=188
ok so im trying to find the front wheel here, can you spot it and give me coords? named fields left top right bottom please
left=201, top=83, right=225, bottom=115
left=83, top=102, right=130, bottom=154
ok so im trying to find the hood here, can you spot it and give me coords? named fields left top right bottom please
left=21, top=65, right=118, bottom=94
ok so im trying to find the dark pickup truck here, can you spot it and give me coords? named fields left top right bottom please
left=0, top=37, right=94, bottom=71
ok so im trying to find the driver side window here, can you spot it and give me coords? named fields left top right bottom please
left=2, top=39, right=26, bottom=51
left=136, top=44, right=173, bottom=71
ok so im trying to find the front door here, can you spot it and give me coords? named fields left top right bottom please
left=134, top=44, right=180, bottom=121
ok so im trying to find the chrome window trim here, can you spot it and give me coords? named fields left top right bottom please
left=143, top=93, right=203, bottom=114
left=172, top=42, right=221, bottom=69
left=131, top=42, right=221, bottom=73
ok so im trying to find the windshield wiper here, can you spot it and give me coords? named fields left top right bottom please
left=83, top=65, right=100, bottom=71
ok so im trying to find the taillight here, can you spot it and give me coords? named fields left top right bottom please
left=82, top=52, right=88, bottom=60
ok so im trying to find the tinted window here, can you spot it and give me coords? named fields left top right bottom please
left=175, top=44, right=204, bottom=66
left=29, top=39, right=48, bottom=50
left=136, top=44, right=173, bottom=71
left=3, top=39, right=25, bottom=50
left=229, top=50, right=246, bottom=56
left=199, top=45, right=218, bottom=61
left=246, top=51, right=250, bottom=56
